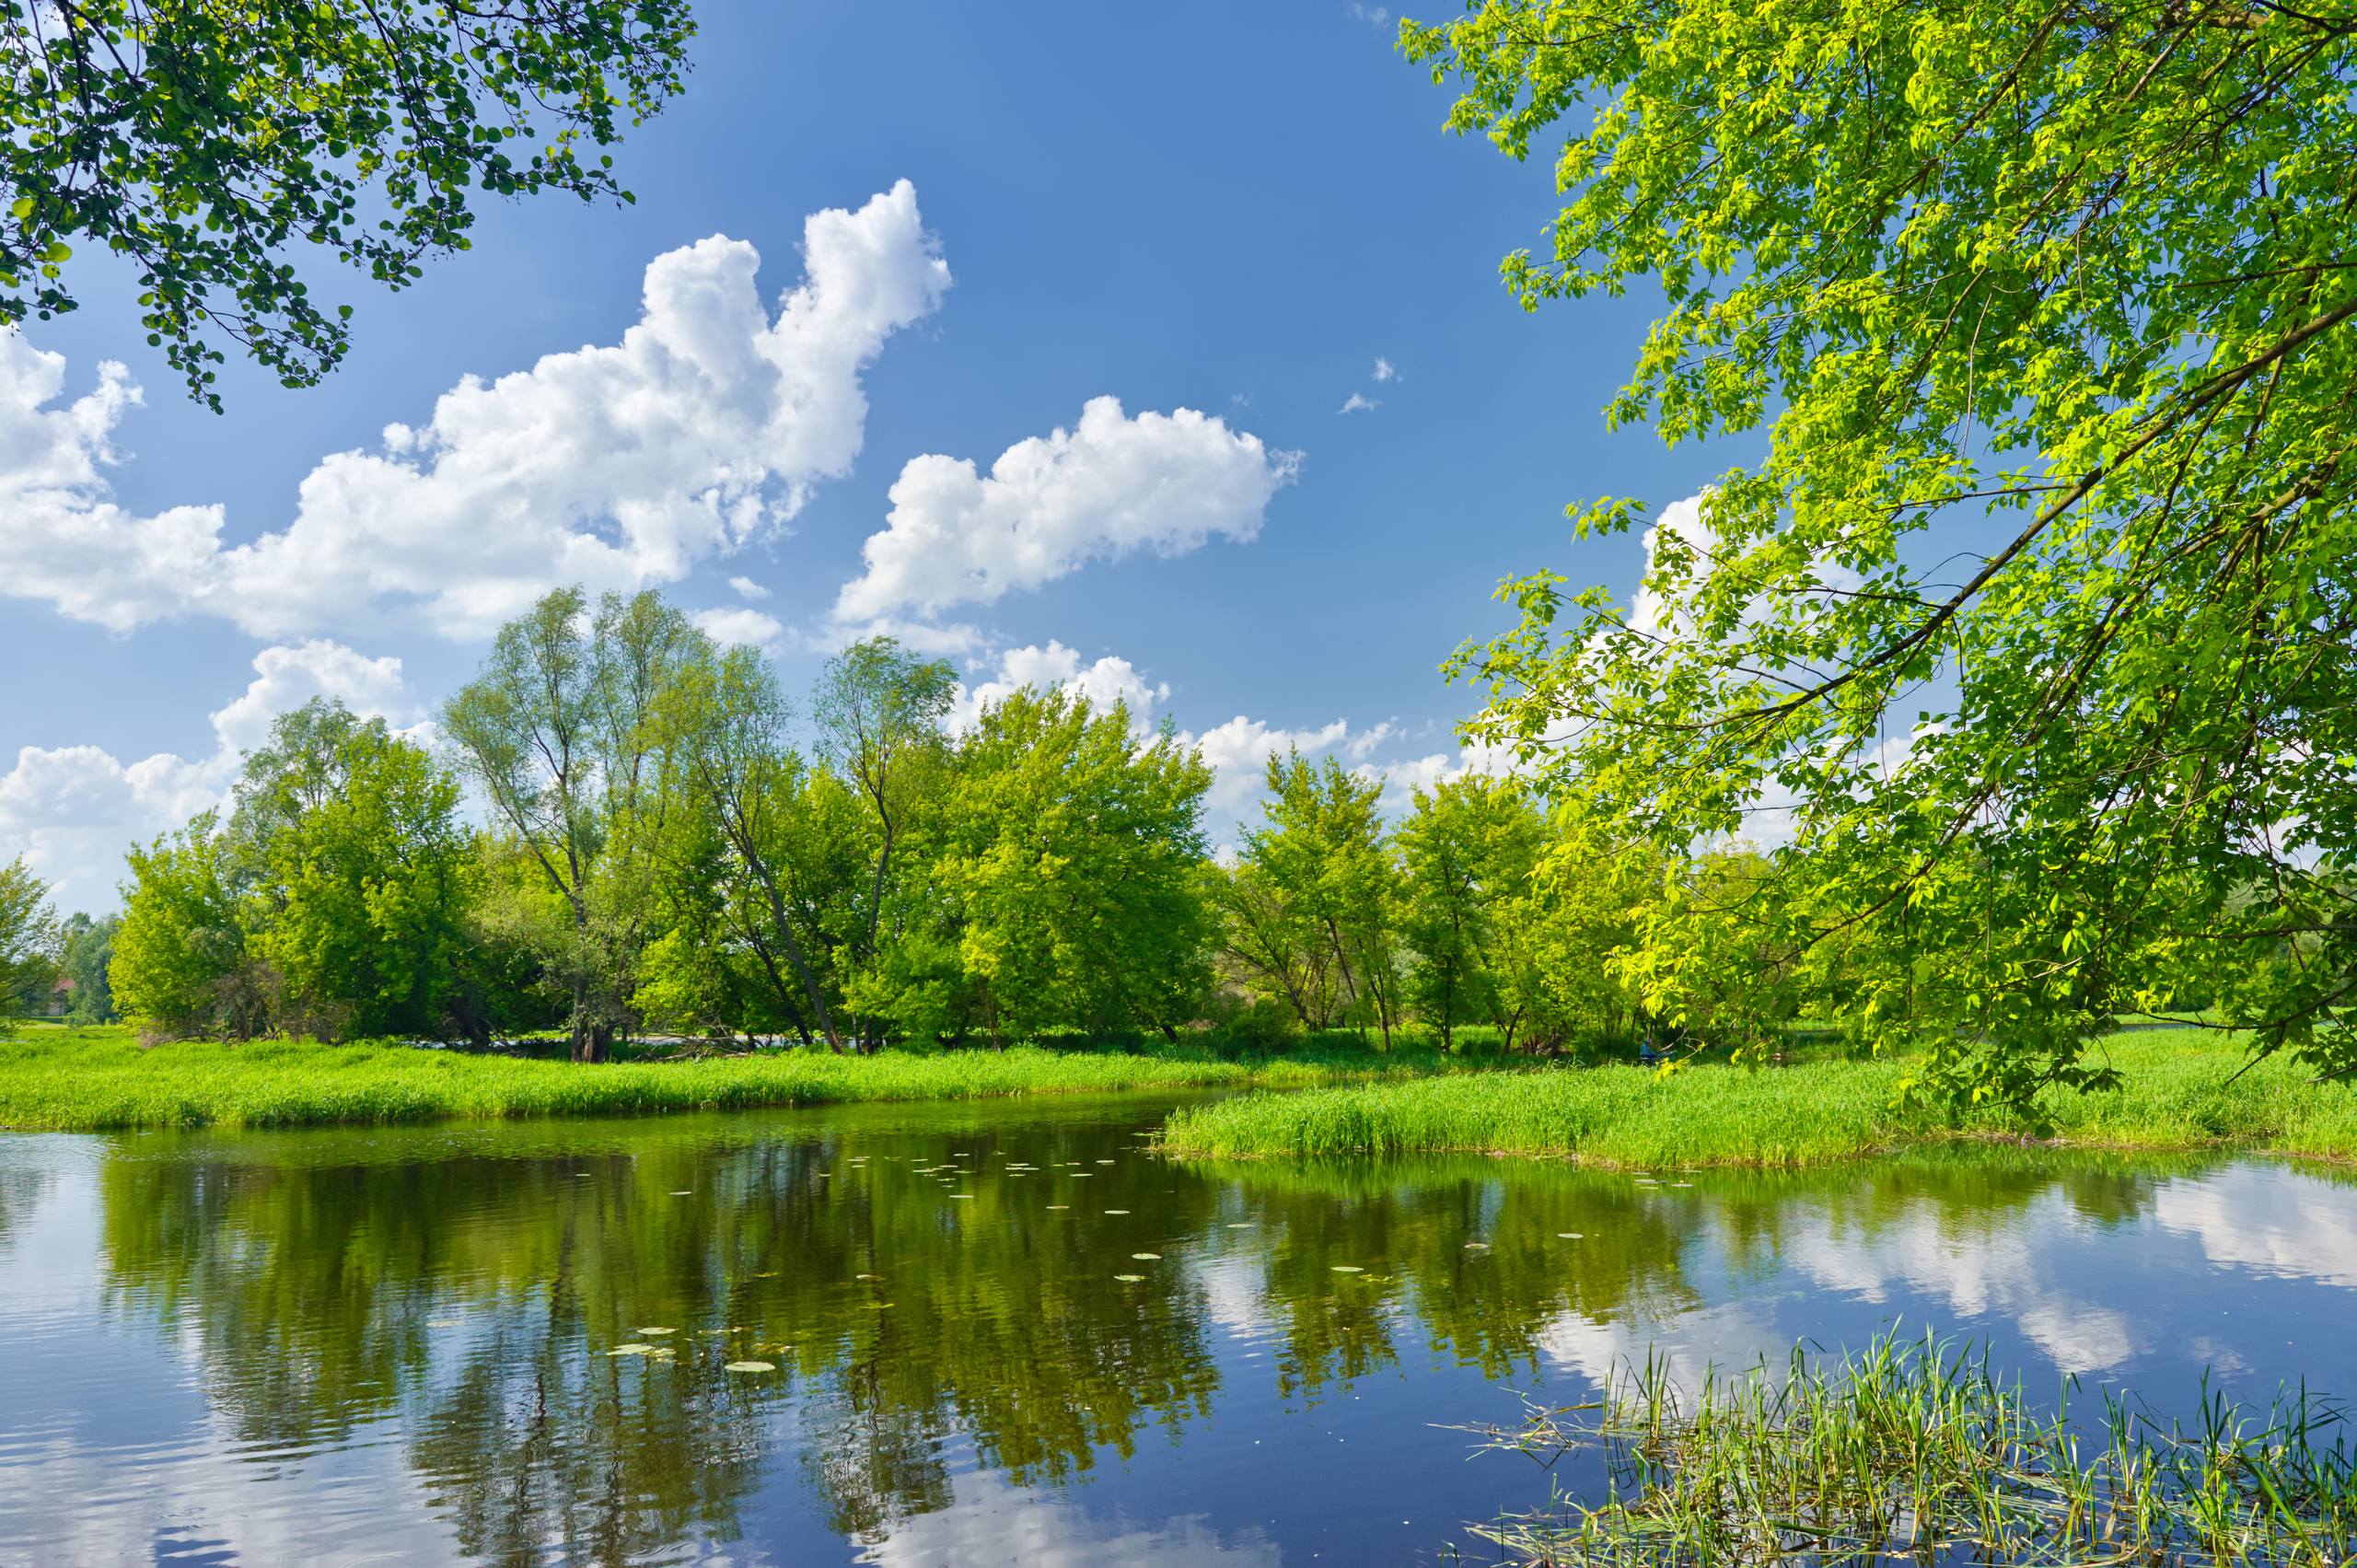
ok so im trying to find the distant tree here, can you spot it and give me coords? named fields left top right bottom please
left=442, top=587, right=696, bottom=1061
left=650, top=637, right=845, bottom=1050
left=112, top=814, right=259, bottom=1038
left=231, top=699, right=471, bottom=1040
left=1396, top=778, right=1545, bottom=1051
left=55, top=912, right=120, bottom=1025
left=945, top=687, right=1215, bottom=1045
left=2, top=0, right=696, bottom=408
left=812, top=636, right=958, bottom=1046
left=1220, top=750, right=1403, bottom=1045
left=0, top=855, right=57, bottom=1024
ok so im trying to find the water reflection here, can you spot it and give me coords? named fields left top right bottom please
left=1, top=1106, right=2352, bottom=1564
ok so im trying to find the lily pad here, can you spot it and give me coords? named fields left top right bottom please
left=1113, top=1273, right=1146, bottom=1283
left=637, top=1327, right=677, bottom=1336
left=724, top=1360, right=777, bottom=1374
left=1329, top=1265, right=1365, bottom=1274
left=1132, top=1252, right=1161, bottom=1260
left=1464, top=1241, right=1491, bottom=1250
left=1104, top=1209, right=1130, bottom=1215
left=1226, top=1223, right=1254, bottom=1228
left=608, top=1344, right=653, bottom=1355
left=1047, top=1204, right=1070, bottom=1210
left=1556, top=1232, right=1585, bottom=1239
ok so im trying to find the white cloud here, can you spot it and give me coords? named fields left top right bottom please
left=0, top=642, right=422, bottom=912
left=950, top=641, right=1171, bottom=734
left=726, top=575, right=771, bottom=601
left=0, top=181, right=950, bottom=639
left=1337, top=392, right=1378, bottom=415
left=689, top=606, right=787, bottom=649
left=1346, top=2, right=1393, bottom=28
left=1179, top=715, right=1353, bottom=818
left=1372, top=356, right=1399, bottom=382
left=833, top=397, right=1298, bottom=622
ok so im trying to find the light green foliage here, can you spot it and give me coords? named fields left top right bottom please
left=1, top=0, right=694, bottom=408
left=0, top=855, right=57, bottom=1023
left=111, top=813, right=254, bottom=1038
left=233, top=700, right=470, bottom=1040
left=1413, top=1, right=2357, bottom=1108
left=945, top=688, right=1215, bottom=1042
left=55, top=912, right=118, bottom=1025
left=1216, top=750, right=1404, bottom=1043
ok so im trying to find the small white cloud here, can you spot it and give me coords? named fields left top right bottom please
left=1372, top=356, right=1399, bottom=382
left=1338, top=392, right=1379, bottom=415
left=1178, top=715, right=1354, bottom=818
left=690, top=606, right=786, bottom=648
left=950, top=641, right=1170, bottom=736
left=1346, top=2, right=1393, bottom=27
left=834, top=396, right=1298, bottom=622
left=726, top=575, right=771, bottom=601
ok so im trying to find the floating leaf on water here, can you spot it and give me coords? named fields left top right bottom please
left=609, top=1344, right=652, bottom=1355
left=724, top=1360, right=776, bottom=1374
left=669, top=1191, right=693, bottom=1196
left=426, top=1318, right=463, bottom=1329
left=1132, top=1252, right=1161, bottom=1260
left=1046, top=1203, right=1070, bottom=1210
left=1113, top=1273, right=1146, bottom=1283
left=867, top=1302, right=893, bottom=1309
left=947, top=1193, right=972, bottom=1200
left=1556, top=1233, right=1585, bottom=1240
left=1069, top=1173, right=1093, bottom=1178
left=1226, top=1222, right=1254, bottom=1229
left=1329, top=1265, right=1364, bottom=1274
left=1465, top=1241, right=1491, bottom=1250
left=1096, top=1159, right=1115, bottom=1165
left=855, top=1273, right=880, bottom=1282
left=637, top=1327, right=677, bottom=1336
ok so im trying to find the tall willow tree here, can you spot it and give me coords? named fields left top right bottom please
left=1416, top=0, right=2357, bottom=1106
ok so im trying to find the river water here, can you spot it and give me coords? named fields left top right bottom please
left=2, top=1096, right=2352, bottom=1565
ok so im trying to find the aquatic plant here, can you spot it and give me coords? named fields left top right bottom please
left=1460, top=1331, right=2357, bottom=1566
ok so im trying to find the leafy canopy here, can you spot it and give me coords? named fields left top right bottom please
left=1414, top=0, right=2357, bottom=1105
left=2, top=0, right=694, bottom=408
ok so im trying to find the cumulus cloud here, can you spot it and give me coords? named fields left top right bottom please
left=689, top=606, right=787, bottom=649
left=949, top=641, right=1170, bottom=734
left=0, top=642, right=423, bottom=912
left=832, top=397, right=1298, bottom=622
left=726, top=575, right=771, bottom=601
left=0, top=181, right=950, bottom=639
left=1179, top=715, right=1353, bottom=818
left=1337, top=392, right=1377, bottom=415
left=1372, top=356, right=1399, bottom=382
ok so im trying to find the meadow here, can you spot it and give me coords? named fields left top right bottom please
left=1155, top=1029, right=2357, bottom=1167
left=0, top=1024, right=1464, bottom=1132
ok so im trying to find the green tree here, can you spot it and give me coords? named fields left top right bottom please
left=112, top=813, right=259, bottom=1038
left=1395, top=777, right=1545, bottom=1050
left=0, top=855, right=57, bottom=1024
left=648, top=637, right=846, bottom=1050
left=55, top=911, right=120, bottom=1025
left=442, top=587, right=697, bottom=1061
left=2, top=0, right=695, bottom=409
left=812, top=636, right=958, bottom=1048
left=1219, top=750, right=1403, bottom=1045
left=232, top=699, right=471, bottom=1040
left=1416, top=0, right=2357, bottom=1106
left=945, top=687, right=1215, bottom=1044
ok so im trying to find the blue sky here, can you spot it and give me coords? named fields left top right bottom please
left=0, top=1, right=1735, bottom=911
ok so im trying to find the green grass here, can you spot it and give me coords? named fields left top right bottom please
left=0, top=1024, right=1470, bottom=1132
left=1158, top=1029, right=2357, bottom=1167
left=1464, top=1329, right=2357, bottom=1565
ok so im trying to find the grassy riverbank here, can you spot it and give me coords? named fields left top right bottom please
left=1158, top=1030, right=2357, bottom=1167
left=0, top=1026, right=1465, bottom=1132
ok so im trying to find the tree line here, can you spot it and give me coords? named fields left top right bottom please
left=1, top=586, right=1815, bottom=1062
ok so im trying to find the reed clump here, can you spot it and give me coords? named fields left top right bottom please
left=1462, top=1331, right=2357, bottom=1566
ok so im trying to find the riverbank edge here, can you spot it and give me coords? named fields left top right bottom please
left=0, top=1030, right=1485, bottom=1133
left=1153, top=1036, right=2357, bottom=1171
